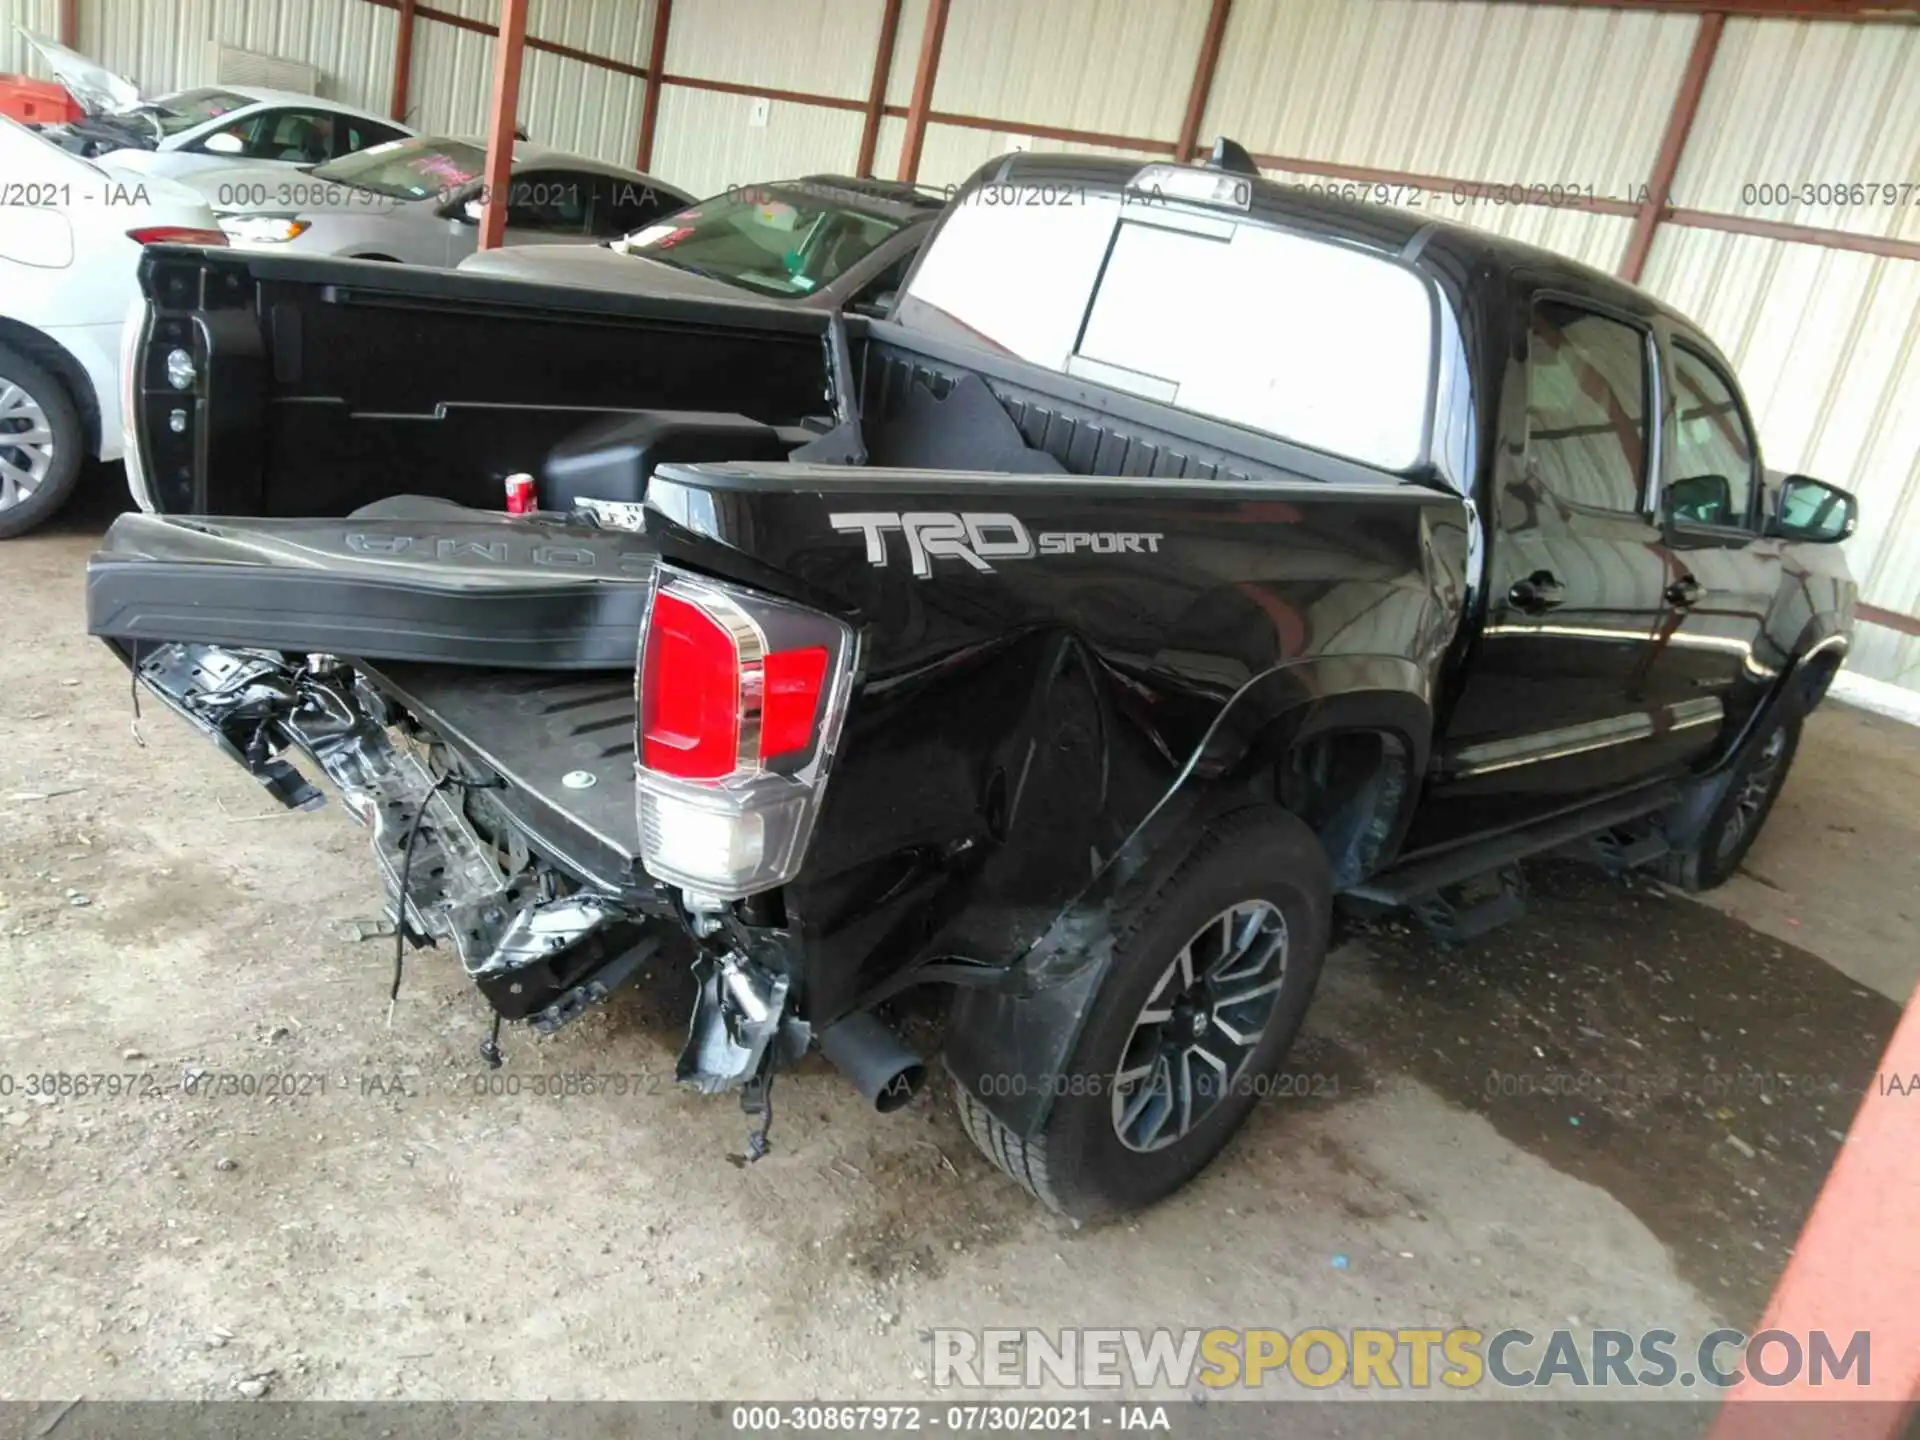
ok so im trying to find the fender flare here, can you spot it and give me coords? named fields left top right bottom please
left=944, top=653, right=1435, bottom=1138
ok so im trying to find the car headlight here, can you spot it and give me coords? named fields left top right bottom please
left=219, top=215, right=311, bottom=244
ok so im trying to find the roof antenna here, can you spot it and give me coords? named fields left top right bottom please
left=1206, top=136, right=1260, bottom=177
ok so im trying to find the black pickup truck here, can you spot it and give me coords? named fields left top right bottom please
left=86, top=148, right=1858, bottom=1218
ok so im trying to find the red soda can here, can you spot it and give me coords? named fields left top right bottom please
left=505, top=473, right=536, bottom=515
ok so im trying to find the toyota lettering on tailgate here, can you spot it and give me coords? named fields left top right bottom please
left=831, top=511, right=1164, bottom=577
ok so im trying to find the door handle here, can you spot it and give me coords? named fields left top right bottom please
left=1665, top=575, right=1705, bottom=607
left=1508, top=570, right=1566, bottom=614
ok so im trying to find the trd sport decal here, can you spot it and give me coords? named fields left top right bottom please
left=830, top=512, right=1164, bottom=578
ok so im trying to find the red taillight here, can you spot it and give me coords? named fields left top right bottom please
left=634, top=570, right=852, bottom=897
left=641, top=591, right=740, bottom=779
left=127, top=227, right=230, bottom=247
left=762, top=646, right=828, bottom=760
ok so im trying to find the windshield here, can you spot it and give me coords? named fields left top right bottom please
left=612, top=185, right=904, bottom=296
left=147, top=89, right=252, bottom=136
left=311, top=138, right=487, bottom=200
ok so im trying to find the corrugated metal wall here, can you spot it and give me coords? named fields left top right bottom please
left=651, top=0, right=877, bottom=196
left=10, top=0, right=1918, bottom=687
left=899, top=0, right=1202, bottom=189
left=1, top=0, right=62, bottom=81
left=1648, top=16, right=1920, bottom=690
left=55, top=0, right=398, bottom=114
left=1206, top=0, right=1697, bottom=271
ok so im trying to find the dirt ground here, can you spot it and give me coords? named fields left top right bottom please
left=2, top=474, right=1915, bottom=1406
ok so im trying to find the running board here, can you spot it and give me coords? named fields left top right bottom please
left=1348, top=783, right=1679, bottom=908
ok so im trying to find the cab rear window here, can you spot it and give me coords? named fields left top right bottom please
left=897, top=191, right=1437, bottom=473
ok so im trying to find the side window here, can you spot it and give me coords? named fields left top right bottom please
left=1525, top=300, right=1650, bottom=513
left=198, top=112, right=268, bottom=155
left=1664, top=344, right=1757, bottom=528
left=338, top=119, right=408, bottom=159
left=212, top=110, right=336, bottom=164
left=591, top=177, right=683, bottom=235
left=506, top=170, right=590, bottom=234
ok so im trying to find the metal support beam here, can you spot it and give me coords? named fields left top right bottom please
left=477, top=0, right=528, bottom=253
left=57, top=0, right=77, bottom=47
left=635, top=0, right=673, bottom=172
left=856, top=0, right=905, bottom=178
left=1620, top=12, right=1725, bottom=284
left=895, top=0, right=951, bottom=183
left=391, top=0, right=417, bottom=124
left=1175, top=0, right=1234, bottom=164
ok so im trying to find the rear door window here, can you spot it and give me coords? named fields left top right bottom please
left=1525, top=300, right=1650, bottom=514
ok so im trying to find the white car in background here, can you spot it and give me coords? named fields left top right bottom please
left=210, top=135, right=693, bottom=266
left=20, top=31, right=411, bottom=179
left=0, top=115, right=227, bottom=538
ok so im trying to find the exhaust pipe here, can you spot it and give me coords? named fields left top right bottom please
left=819, top=1011, right=926, bottom=1113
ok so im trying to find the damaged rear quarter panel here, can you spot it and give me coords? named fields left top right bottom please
left=644, top=467, right=1469, bottom=1049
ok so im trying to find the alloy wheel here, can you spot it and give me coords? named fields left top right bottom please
left=1110, top=900, right=1289, bottom=1153
left=0, top=379, right=55, bottom=513
left=1716, top=725, right=1789, bottom=863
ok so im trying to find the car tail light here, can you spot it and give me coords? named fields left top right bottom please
left=635, top=569, right=855, bottom=898
left=126, top=227, right=230, bottom=247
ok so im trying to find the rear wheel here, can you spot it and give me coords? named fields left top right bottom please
left=953, top=807, right=1331, bottom=1218
left=1661, top=704, right=1801, bottom=892
left=0, top=343, right=84, bottom=539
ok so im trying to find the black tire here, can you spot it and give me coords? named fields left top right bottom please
left=1660, top=704, right=1802, bottom=892
left=953, top=806, right=1332, bottom=1219
left=0, top=343, right=85, bottom=540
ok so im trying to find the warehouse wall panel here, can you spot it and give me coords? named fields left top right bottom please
left=1205, top=0, right=1693, bottom=202
left=72, top=0, right=397, bottom=113
left=651, top=84, right=864, bottom=200
left=884, top=0, right=929, bottom=110
left=514, top=47, right=646, bottom=165
left=931, top=0, right=1209, bottom=145
left=871, top=113, right=907, bottom=183
left=408, top=0, right=653, bottom=162
left=0, top=0, right=62, bottom=81
left=1674, top=18, right=1920, bottom=245
left=411, top=10, right=494, bottom=138
left=667, top=0, right=881, bottom=101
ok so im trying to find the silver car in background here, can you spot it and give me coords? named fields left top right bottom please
left=207, top=135, right=693, bottom=266
left=458, top=176, right=946, bottom=316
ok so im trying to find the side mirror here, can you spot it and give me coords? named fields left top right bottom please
left=1770, top=474, right=1857, bottom=544
left=457, top=198, right=484, bottom=224
left=1664, top=472, right=1734, bottom=527
left=203, top=131, right=245, bottom=156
